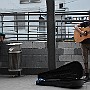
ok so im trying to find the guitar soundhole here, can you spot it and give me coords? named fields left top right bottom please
left=80, top=34, right=82, bottom=37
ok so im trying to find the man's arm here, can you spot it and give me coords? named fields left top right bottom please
left=74, top=24, right=84, bottom=34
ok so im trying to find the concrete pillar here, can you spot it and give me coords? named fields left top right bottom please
left=46, top=0, right=56, bottom=70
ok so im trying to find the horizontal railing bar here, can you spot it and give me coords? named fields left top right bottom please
left=0, top=10, right=89, bottom=16
left=5, top=33, right=47, bottom=35
left=0, top=19, right=88, bottom=22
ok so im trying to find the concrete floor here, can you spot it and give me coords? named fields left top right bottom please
left=0, top=75, right=90, bottom=90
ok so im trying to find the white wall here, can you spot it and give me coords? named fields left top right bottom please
left=65, top=0, right=90, bottom=11
left=0, top=0, right=89, bottom=12
left=0, top=0, right=46, bottom=12
left=0, top=0, right=65, bottom=12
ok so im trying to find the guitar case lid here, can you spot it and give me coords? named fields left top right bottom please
left=36, top=61, right=84, bottom=88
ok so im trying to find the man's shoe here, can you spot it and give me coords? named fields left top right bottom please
left=84, top=73, right=90, bottom=82
left=84, top=76, right=89, bottom=82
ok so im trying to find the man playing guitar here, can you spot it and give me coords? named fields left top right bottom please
left=74, top=12, right=90, bottom=82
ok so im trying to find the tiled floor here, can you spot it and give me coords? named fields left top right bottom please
left=0, top=75, right=90, bottom=90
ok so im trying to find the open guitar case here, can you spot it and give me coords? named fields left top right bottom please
left=36, top=61, right=84, bottom=88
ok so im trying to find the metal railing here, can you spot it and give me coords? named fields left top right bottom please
left=0, top=10, right=89, bottom=41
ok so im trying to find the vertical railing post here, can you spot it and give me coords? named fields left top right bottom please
left=1, top=15, right=4, bottom=33
left=28, top=12, right=30, bottom=40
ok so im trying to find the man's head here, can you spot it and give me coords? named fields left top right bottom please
left=0, top=33, right=5, bottom=42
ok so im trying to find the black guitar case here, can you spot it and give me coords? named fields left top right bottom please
left=36, top=61, right=84, bottom=88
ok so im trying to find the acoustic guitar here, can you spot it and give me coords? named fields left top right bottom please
left=74, top=27, right=90, bottom=43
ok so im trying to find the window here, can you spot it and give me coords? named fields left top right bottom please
left=30, top=0, right=41, bottom=3
left=20, top=0, right=29, bottom=4
left=59, top=3, right=63, bottom=8
left=14, top=12, right=25, bottom=30
left=20, top=0, right=41, bottom=4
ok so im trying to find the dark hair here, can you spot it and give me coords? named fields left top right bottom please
left=0, top=33, right=5, bottom=39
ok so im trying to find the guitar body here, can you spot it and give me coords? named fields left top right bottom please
left=74, top=27, right=90, bottom=43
